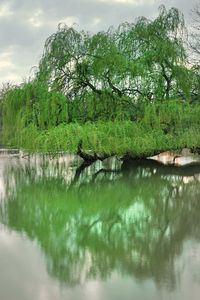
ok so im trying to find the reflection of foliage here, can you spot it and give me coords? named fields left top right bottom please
left=1, top=159, right=200, bottom=289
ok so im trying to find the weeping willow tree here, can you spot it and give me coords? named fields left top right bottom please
left=37, top=5, right=190, bottom=120
left=131, top=6, right=189, bottom=100
left=1, top=81, right=68, bottom=145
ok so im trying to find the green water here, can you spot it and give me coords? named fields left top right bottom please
left=0, top=155, right=200, bottom=300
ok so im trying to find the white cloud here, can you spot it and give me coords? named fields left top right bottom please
left=93, top=17, right=102, bottom=26
left=0, top=47, right=28, bottom=84
left=0, top=2, right=13, bottom=17
left=0, top=49, right=15, bottom=69
left=28, top=9, right=44, bottom=28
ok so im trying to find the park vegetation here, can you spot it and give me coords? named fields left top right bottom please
left=0, top=5, right=200, bottom=159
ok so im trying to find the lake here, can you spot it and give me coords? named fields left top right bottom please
left=0, top=154, right=200, bottom=300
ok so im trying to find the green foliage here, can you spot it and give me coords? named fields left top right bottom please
left=8, top=101, right=200, bottom=157
left=38, top=5, right=190, bottom=102
left=143, top=100, right=199, bottom=131
left=190, top=65, right=200, bottom=102
left=68, top=92, right=139, bottom=123
left=1, top=81, right=68, bottom=144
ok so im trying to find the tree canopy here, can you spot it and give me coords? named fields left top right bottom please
left=38, top=6, right=189, bottom=103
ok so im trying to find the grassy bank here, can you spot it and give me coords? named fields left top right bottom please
left=4, top=101, right=200, bottom=157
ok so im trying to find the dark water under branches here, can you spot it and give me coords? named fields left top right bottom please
left=0, top=155, right=200, bottom=300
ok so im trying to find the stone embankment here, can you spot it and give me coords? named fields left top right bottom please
left=0, top=148, right=199, bottom=167
left=149, top=148, right=200, bottom=166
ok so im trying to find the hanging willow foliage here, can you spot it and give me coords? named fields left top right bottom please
left=1, top=81, right=68, bottom=144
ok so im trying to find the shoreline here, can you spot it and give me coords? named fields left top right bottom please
left=1, top=147, right=200, bottom=167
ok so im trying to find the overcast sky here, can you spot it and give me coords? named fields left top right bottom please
left=0, top=0, right=196, bottom=85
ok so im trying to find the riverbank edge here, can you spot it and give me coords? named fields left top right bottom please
left=2, top=121, right=200, bottom=162
left=1, top=146, right=200, bottom=169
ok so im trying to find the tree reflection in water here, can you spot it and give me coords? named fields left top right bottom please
left=0, top=155, right=200, bottom=290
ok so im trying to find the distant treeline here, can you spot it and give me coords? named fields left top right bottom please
left=0, top=5, right=200, bottom=155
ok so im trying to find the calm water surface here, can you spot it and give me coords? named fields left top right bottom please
left=0, top=154, right=200, bottom=300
